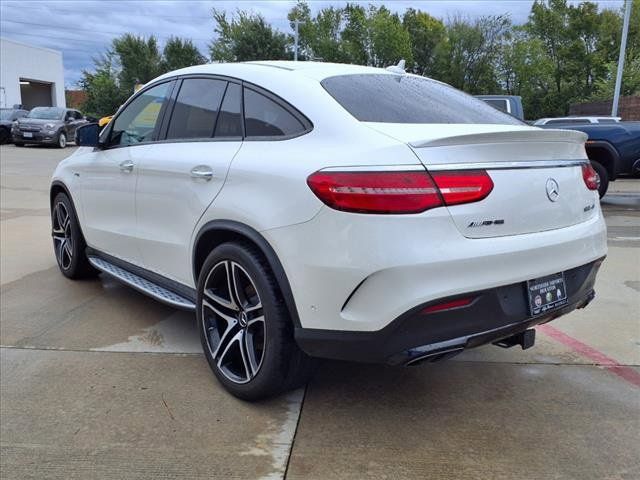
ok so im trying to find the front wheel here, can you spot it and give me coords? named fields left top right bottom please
left=57, top=132, right=67, bottom=148
left=51, top=192, right=96, bottom=279
left=197, top=242, right=315, bottom=400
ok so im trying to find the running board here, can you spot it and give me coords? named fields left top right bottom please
left=88, top=256, right=196, bottom=311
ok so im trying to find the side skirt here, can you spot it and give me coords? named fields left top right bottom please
left=86, top=249, right=196, bottom=311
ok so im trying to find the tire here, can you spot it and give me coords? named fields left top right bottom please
left=51, top=192, right=96, bottom=279
left=57, top=132, right=67, bottom=148
left=590, top=161, right=609, bottom=198
left=14, top=142, right=24, bottom=147
left=197, top=242, right=316, bottom=400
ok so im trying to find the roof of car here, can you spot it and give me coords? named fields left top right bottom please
left=153, top=61, right=394, bottom=85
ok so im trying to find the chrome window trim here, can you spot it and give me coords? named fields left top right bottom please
left=427, top=160, right=589, bottom=171
left=318, top=160, right=588, bottom=173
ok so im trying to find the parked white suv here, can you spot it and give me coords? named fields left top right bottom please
left=533, top=116, right=621, bottom=125
left=51, top=62, right=607, bottom=399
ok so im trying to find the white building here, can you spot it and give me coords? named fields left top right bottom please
left=0, top=38, right=66, bottom=109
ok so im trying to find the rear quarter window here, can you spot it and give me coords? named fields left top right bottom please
left=243, top=88, right=307, bottom=138
left=321, top=74, right=522, bottom=125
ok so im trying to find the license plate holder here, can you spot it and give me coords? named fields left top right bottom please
left=23, top=132, right=33, bottom=138
left=527, top=272, right=568, bottom=316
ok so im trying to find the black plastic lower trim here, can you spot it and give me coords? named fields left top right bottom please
left=295, top=258, right=604, bottom=365
left=192, top=219, right=301, bottom=328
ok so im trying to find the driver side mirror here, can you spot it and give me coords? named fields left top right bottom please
left=75, top=123, right=101, bottom=147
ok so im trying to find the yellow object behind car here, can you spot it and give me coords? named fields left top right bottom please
left=98, top=116, right=113, bottom=127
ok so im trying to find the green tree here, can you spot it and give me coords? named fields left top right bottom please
left=438, top=15, right=510, bottom=93
left=112, top=34, right=162, bottom=95
left=402, top=8, right=446, bottom=75
left=339, top=4, right=368, bottom=64
left=79, top=52, right=126, bottom=117
left=368, top=6, right=413, bottom=67
left=592, top=0, right=640, bottom=99
left=498, top=30, right=556, bottom=119
left=209, top=9, right=290, bottom=62
left=161, top=37, right=206, bottom=71
left=288, top=2, right=350, bottom=62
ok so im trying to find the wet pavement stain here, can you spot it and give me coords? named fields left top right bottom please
left=624, top=280, right=640, bottom=293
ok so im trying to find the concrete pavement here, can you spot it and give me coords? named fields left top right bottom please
left=1, top=144, right=638, bottom=479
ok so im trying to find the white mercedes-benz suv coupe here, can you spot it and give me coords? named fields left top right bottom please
left=51, top=61, right=607, bottom=400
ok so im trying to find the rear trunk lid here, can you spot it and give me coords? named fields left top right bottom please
left=366, top=123, right=598, bottom=238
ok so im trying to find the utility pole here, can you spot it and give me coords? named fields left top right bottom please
left=612, top=0, right=632, bottom=116
left=293, top=20, right=300, bottom=61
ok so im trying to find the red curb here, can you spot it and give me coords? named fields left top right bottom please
left=537, top=324, right=640, bottom=388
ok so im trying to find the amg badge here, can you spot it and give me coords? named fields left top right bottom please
left=467, top=219, right=505, bottom=228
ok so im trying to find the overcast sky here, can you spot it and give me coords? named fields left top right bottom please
left=0, top=0, right=625, bottom=88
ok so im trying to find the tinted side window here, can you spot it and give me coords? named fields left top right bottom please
left=110, top=82, right=170, bottom=147
left=214, top=82, right=242, bottom=138
left=483, top=99, right=509, bottom=113
left=244, top=88, right=305, bottom=137
left=167, top=78, right=226, bottom=140
left=74, top=111, right=83, bottom=120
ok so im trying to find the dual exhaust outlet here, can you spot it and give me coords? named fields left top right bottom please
left=404, top=328, right=536, bottom=367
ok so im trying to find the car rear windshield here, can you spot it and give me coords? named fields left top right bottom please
left=27, top=107, right=64, bottom=120
left=321, top=74, right=523, bottom=125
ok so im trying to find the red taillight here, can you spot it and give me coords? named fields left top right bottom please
left=307, top=169, right=493, bottom=214
left=422, top=297, right=475, bottom=314
left=430, top=170, right=494, bottom=205
left=306, top=171, right=442, bottom=214
left=581, top=163, right=599, bottom=191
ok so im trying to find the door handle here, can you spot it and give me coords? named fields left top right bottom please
left=190, top=165, right=214, bottom=181
left=119, top=160, right=134, bottom=173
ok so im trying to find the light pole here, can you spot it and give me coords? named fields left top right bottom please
left=293, top=20, right=300, bottom=61
left=612, top=0, right=632, bottom=116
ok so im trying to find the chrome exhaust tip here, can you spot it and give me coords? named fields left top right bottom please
left=405, top=346, right=464, bottom=366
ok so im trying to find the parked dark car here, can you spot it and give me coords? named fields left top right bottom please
left=11, top=107, right=88, bottom=148
left=539, top=121, right=640, bottom=197
left=0, top=107, right=29, bottom=144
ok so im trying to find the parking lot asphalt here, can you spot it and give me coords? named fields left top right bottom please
left=1, top=144, right=638, bottom=479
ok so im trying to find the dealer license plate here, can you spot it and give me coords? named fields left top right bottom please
left=527, top=272, right=568, bottom=316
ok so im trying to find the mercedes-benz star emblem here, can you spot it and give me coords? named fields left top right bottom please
left=546, top=178, right=559, bottom=202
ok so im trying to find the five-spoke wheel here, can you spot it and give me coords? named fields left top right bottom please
left=51, top=192, right=95, bottom=279
left=197, top=242, right=315, bottom=400
left=202, top=260, right=266, bottom=384
left=52, top=200, right=73, bottom=271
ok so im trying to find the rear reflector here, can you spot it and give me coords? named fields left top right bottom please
left=307, top=169, right=494, bottom=214
left=306, top=171, right=442, bottom=214
left=421, top=297, right=475, bottom=314
left=581, top=163, right=599, bottom=191
left=430, top=170, right=494, bottom=206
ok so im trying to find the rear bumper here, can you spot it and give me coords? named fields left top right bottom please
left=295, top=258, right=603, bottom=364
left=265, top=205, right=607, bottom=332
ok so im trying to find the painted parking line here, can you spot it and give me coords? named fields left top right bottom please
left=538, top=324, right=640, bottom=388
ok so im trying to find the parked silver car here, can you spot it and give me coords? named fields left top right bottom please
left=12, top=107, right=88, bottom=148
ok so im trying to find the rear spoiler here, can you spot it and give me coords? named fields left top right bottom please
left=410, top=128, right=588, bottom=148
